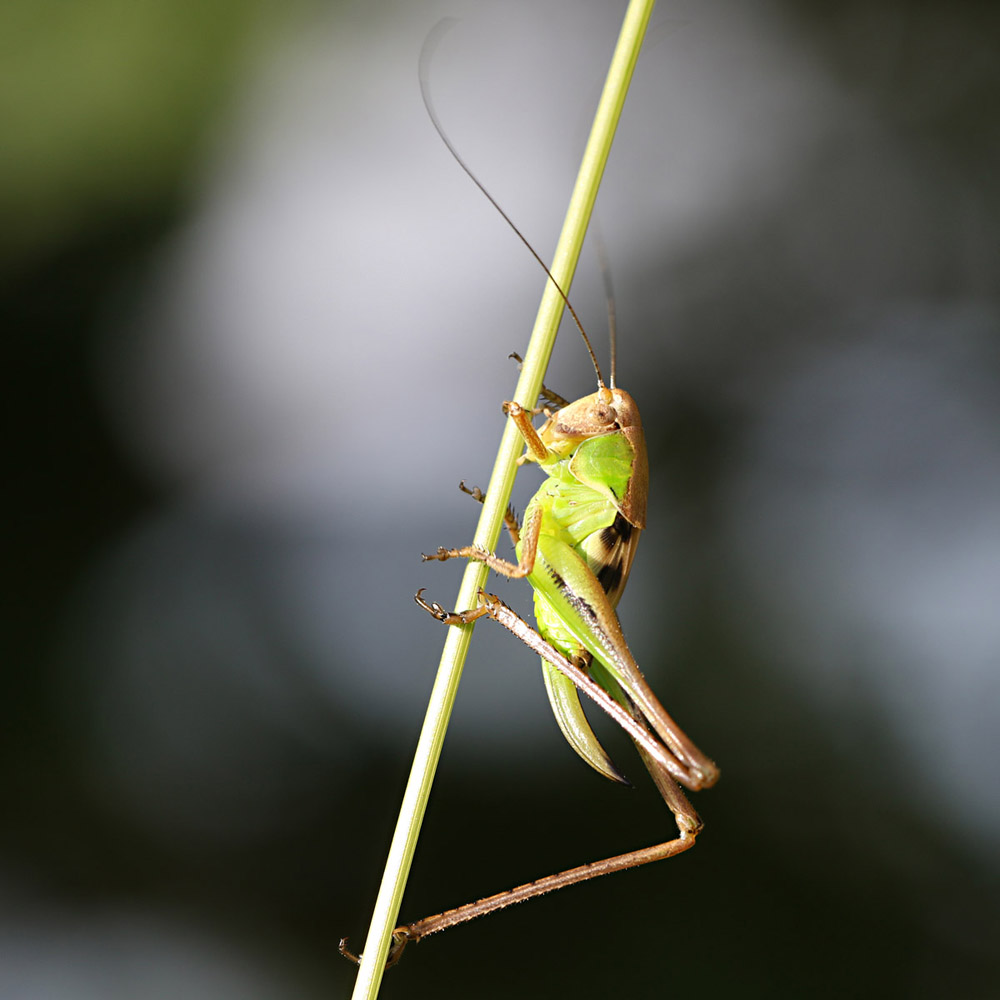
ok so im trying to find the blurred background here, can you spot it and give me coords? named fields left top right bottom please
left=4, top=0, right=999, bottom=996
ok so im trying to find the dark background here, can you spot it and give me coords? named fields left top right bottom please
left=4, top=1, right=999, bottom=997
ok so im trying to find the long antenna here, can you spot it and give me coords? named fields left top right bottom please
left=591, top=219, right=618, bottom=389
left=420, top=19, right=606, bottom=389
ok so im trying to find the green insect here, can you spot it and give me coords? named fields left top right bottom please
left=342, top=33, right=719, bottom=971
left=395, top=353, right=719, bottom=959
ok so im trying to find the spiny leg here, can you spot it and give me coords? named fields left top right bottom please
left=416, top=590, right=704, bottom=796
left=397, top=589, right=701, bottom=964
left=396, top=828, right=696, bottom=953
left=422, top=504, right=541, bottom=580
left=458, top=481, right=520, bottom=545
left=508, top=352, right=569, bottom=410
left=427, top=389, right=557, bottom=581
left=414, top=588, right=492, bottom=625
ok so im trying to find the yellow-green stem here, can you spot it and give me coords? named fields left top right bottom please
left=351, top=3, right=655, bottom=995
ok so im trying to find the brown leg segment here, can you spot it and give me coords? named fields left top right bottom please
left=458, top=481, right=520, bottom=545
left=508, top=352, right=569, bottom=410
left=338, top=930, right=411, bottom=970
left=421, top=505, right=541, bottom=580
left=393, top=589, right=707, bottom=966
left=395, top=831, right=696, bottom=955
left=414, top=588, right=491, bottom=625
left=503, top=401, right=549, bottom=463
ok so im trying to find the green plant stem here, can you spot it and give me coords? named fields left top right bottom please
left=350, top=3, right=655, bottom=995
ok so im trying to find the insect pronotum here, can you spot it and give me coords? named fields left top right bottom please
left=342, top=24, right=719, bottom=969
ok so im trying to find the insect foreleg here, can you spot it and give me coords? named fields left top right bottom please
left=502, top=401, right=550, bottom=462
left=508, top=352, right=569, bottom=410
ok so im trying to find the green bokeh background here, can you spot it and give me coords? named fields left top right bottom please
left=4, top=2, right=999, bottom=998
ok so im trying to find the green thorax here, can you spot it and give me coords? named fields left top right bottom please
left=525, top=431, right=637, bottom=552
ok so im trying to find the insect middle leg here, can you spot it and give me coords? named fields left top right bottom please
left=458, top=481, right=520, bottom=545
left=422, top=504, right=541, bottom=579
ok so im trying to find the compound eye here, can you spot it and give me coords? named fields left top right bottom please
left=592, top=403, right=617, bottom=426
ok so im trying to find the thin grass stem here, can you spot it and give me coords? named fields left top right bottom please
left=351, top=3, right=656, bottom=994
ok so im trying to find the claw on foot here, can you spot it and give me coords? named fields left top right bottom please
left=386, top=929, right=412, bottom=969
left=338, top=936, right=360, bottom=965
left=458, top=481, right=485, bottom=502
left=421, top=546, right=452, bottom=562
left=337, top=929, right=412, bottom=971
left=414, top=588, right=489, bottom=625
left=414, top=588, right=450, bottom=621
